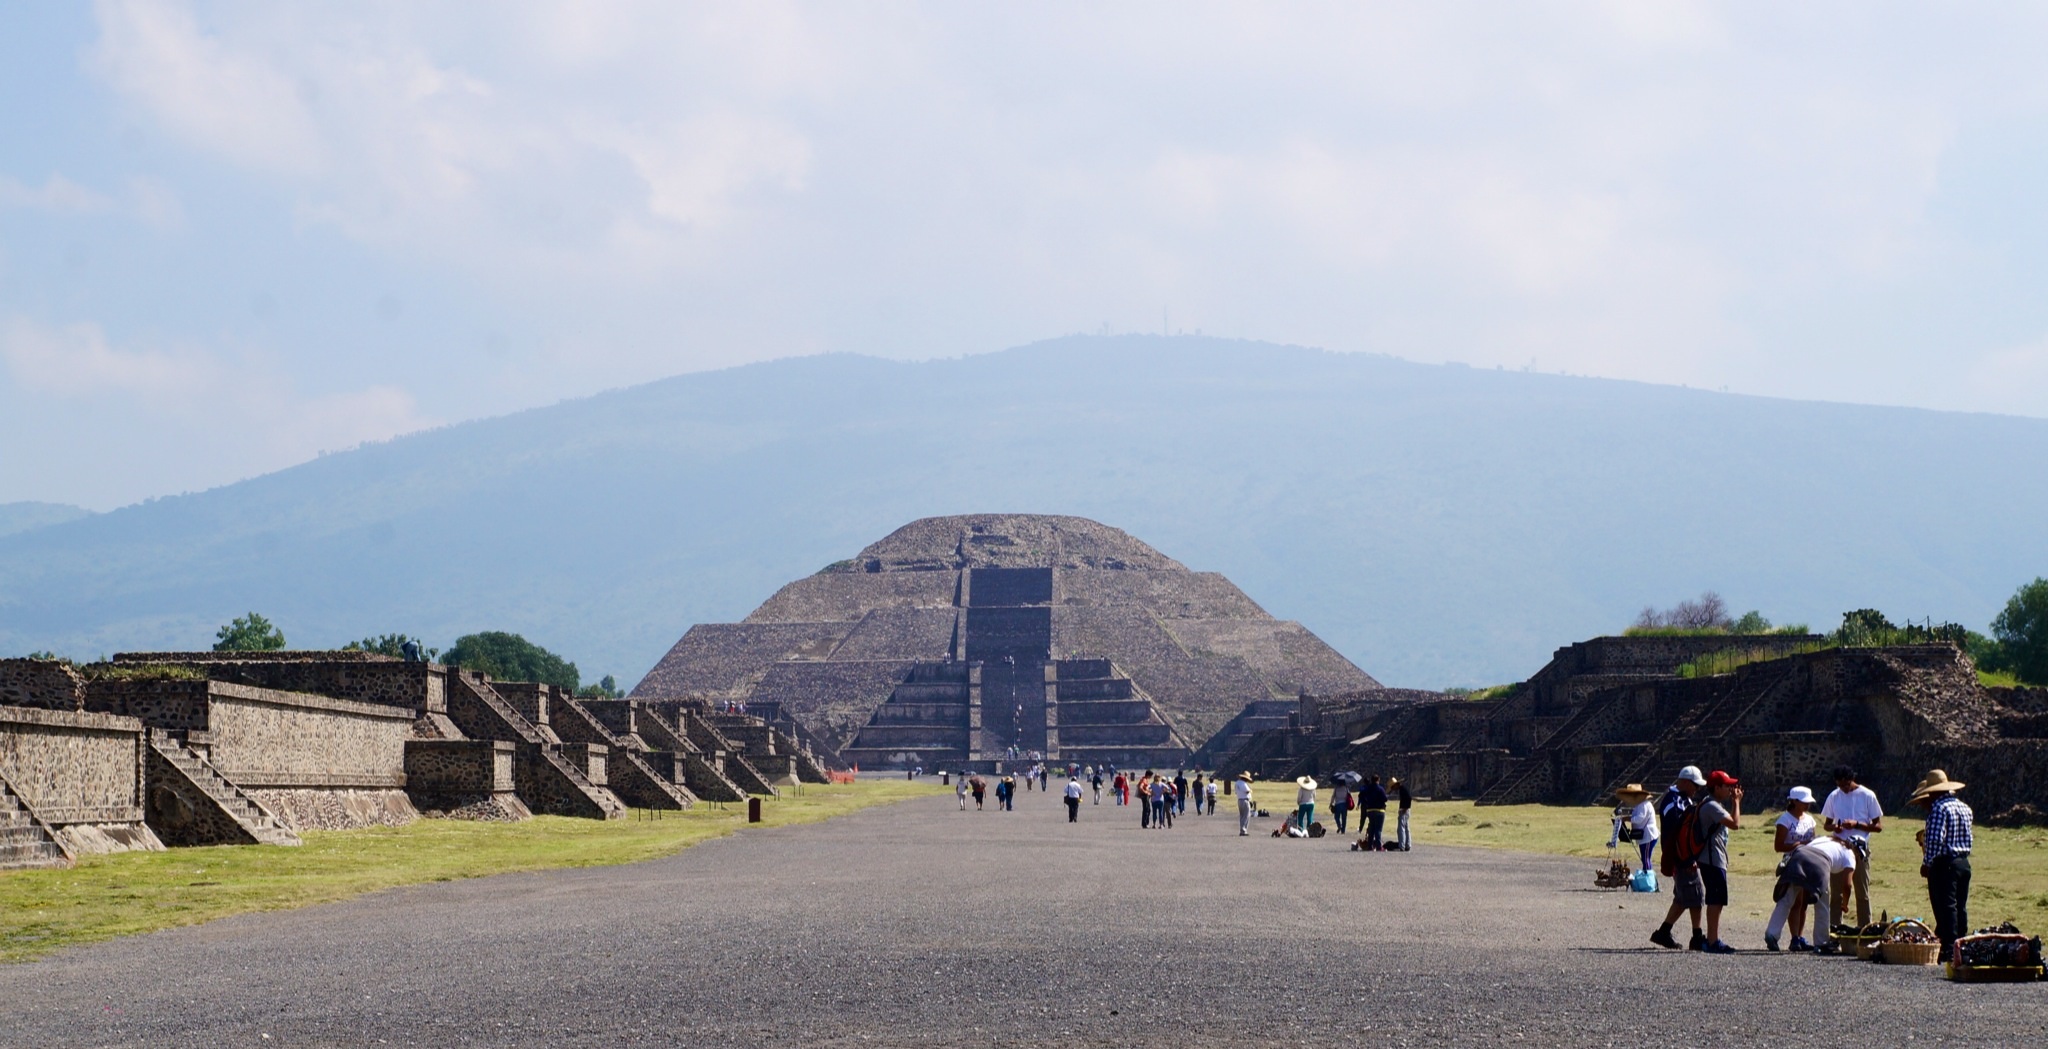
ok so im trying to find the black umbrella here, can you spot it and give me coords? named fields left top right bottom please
left=1331, top=771, right=1364, bottom=786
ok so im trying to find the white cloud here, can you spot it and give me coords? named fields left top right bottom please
left=0, top=174, right=116, bottom=214
left=0, top=315, right=436, bottom=503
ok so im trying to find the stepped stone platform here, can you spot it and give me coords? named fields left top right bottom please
left=635, top=514, right=1378, bottom=768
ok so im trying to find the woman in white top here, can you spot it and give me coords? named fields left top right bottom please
left=1615, top=784, right=1658, bottom=874
left=1774, top=786, right=1820, bottom=945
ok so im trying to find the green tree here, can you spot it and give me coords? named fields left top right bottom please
left=576, top=674, right=623, bottom=699
left=1991, top=577, right=2048, bottom=685
left=442, top=631, right=578, bottom=691
left=214, top=612, right=286, bottom=652
left=342, top=633, right=438, bottom=661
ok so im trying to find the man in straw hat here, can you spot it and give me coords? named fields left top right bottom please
left=1234, top=771, right=1254, bottom=836
left=1909, top=769, right=1973, bottom=961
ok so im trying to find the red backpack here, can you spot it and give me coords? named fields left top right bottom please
left=1659, top=795, right=1708, bottom=877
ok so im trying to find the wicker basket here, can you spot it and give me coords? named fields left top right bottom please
left=1831, top=935, right=1877, bottom=960
left=1879, top=919, right=1942, bottom=966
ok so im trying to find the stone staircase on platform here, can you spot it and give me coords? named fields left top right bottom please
left=0, top=774, right=71, bottom=870
left=1472, top=689, right=1627, bottom=806
left=1594, top=661, right=1801, bottom=806
left=443, top=669, right=626, bottom=819
left=147, top=733, right=301, bottom=846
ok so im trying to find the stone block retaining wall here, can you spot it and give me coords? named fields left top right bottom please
left=0, top=659, right=86, bottom=711
left=0, top=703, right=148, bottom=825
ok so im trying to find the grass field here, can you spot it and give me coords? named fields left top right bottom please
left=0, top=780, right=945, bottom=963
left=1246, top=781, right=2048, bottom=927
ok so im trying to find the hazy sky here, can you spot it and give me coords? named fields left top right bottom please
left=6, top=2, right=2048, bottom=509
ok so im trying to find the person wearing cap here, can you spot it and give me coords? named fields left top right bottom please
left=1820, top=764, right=1883, bottom=929
left=1910, top=769, right=1973, bottom=960
left=1293, top=775, right=1318, bottom=835
left=1694, top=770, right=1743, bottom=953
left=1393, top=776, right=1413, bottom=851
left=1772, top=786, right=1820, bottom=944
left=1649, top=766, right=1708, bottom=950
left=1615, top=783, right=1658, bottom=877
left=1234, top=771, right=1254, bottom=836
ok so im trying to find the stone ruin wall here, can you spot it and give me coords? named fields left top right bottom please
left=0, top=658, right=86, bottom=711
left=0, top=703, right=147, bottom=825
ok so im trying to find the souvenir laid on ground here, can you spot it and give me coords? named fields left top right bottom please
left=1946, top=923, right=2046, bottom=983
left=1593, top=859, right=1631, bottom=889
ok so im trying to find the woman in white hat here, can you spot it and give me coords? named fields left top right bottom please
left=1294, top=775, right=1318, bottom=834
left=1773, top=786, right=1820, bottom=947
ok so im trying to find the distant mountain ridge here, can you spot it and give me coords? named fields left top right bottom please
left=0, top=335, right=2043, bottom=688
left=0, top=502, right=93, bottom=539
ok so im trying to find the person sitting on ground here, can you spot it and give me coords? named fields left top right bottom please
left=1696, top=770, right=1743, bottom=954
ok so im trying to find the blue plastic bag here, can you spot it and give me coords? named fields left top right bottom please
left=1629, top=868, right=1658, bottom=893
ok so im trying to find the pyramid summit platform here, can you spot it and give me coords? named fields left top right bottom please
left=631, top=514, right=1378, bottom=767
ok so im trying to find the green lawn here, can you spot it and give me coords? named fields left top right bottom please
left=1248, top=783, right=2048, bottom=927
left=0, top=780, right=945, bottom=963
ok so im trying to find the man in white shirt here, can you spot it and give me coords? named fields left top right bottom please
left=1063, top=776, right=1083, bottom=822
left=1234, top=772, right=1254, bottom=836
left=1820, top=764, right=1884, bottom=928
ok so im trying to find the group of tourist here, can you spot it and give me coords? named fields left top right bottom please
left=1634, top=763, right=1975, bottom=959
left=1286, top=773, right=1411, bottom=849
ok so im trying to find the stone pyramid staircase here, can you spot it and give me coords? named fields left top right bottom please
left=1593, top=661, right=1802, bottom=805
left=0, top=774, right=71, bottom=870
left=147, top=732, right=302, bottom=846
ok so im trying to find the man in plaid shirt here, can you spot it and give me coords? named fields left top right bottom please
left=1910, top=769, right=1973, bottom=961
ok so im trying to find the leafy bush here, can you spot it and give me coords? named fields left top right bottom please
left=577, top=674, right=624, bottom=699
left=342, top=633, right=438, bottom=661
left=213, top=612, right=285, bottom=652
left=78, top=663, right=206, bottom=682
left=442, top=631, right=579, bottom=691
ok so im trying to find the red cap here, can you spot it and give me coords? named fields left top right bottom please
left=1707, top=770, right=1740, bottom=788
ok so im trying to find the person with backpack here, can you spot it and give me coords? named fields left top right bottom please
left=1649, top=766, right=1708, bottom=950
left=1359, top=775, right=1389, bottom=850
left=1695, top=770, right=1744, bottom=953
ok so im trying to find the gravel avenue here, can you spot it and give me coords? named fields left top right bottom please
left=1, top=790, right=2040, bottom=1048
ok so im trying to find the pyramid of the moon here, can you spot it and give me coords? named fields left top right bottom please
left=632, top=514, right=1378, bottom=768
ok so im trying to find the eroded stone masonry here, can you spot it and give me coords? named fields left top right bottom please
left=634, top=514, right=1384, bottom=772
left=0, top=651, right=834, bottom=870
left=1218, top=635, right=2048, bottom=820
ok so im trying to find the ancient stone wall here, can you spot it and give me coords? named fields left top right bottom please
left=85, top=679, right=212, bottom=731
left=112, top=652, right=447, bottom=715
left=0, top=659, right=86, bottom=711
left=0, top=704, right=146, bottom=824
left=204, top=682, right=413, bottom=790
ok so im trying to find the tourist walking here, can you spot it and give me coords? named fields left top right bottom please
left=1091, top=769, right=1104, bottom=805
left=1696, top=770, right=1743, bottom=953
left=1821, top=765, right=1883, bottom=930
left=1064, top=776, right=1083, bottom=822
left=1615, top=783, right=1658, bottom=877
left=1393, top=776, right=1413, bottom=851
left=1174, top=771, right=1189, bottom=815
left=1235, top=772, right=1253, bottom=836
left=1293, top=776, right=1317, bottom=834
left=1152, top=775, right=1173, bottom=829
left=1113, top=771, right=1128, bottom=806
left=970, top=775, right=987, bottom=810
left=1205, top=778, right=1218, bottom=816
left=1650, top=766, right=1707, bottom=950
left=1191, top=774, right=1206, bottom=815
left=1138, top=772, right=1153, bottom=828
left=957, top=775, right=969, bottom=810
left=1909, top=769, right=1973, bottom=961
left=1358, top=775, right=1388, bottom=850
